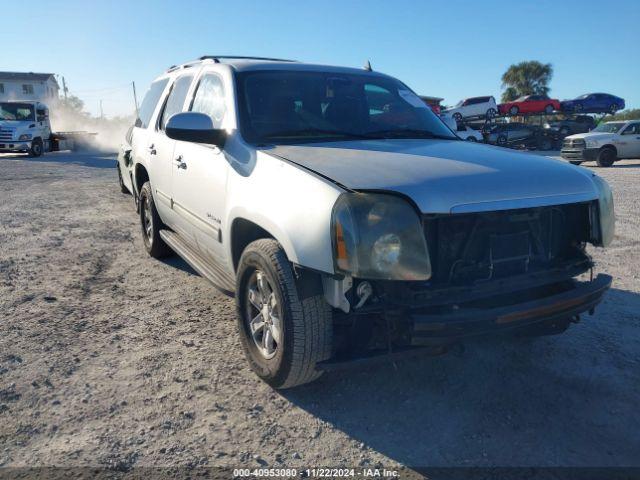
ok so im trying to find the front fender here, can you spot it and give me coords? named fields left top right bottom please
left=224, top=149, right=344, bottom=275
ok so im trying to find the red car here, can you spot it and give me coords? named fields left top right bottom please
left=499, top=94, right=561, bottom=116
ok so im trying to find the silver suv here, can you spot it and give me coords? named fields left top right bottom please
left=119, top=56, right=614, bottom=388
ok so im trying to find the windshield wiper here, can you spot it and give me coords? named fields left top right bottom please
left=263, top=128, right=369, bottom=140
left=364, top=128, right=456, bottom=140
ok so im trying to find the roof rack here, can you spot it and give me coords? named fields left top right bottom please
left=198, top=55, right=296, bottom=63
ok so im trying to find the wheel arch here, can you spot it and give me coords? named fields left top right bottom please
left=230, top=217, right=275, bottom=272
left=600, top=144, right=618, bottom=155
left=134, top=162, right=150, bottom=194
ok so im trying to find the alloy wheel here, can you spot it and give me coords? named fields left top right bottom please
left=245, top=270, right=282, bottom=360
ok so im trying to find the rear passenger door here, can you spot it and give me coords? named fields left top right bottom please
left=149, top=73, right=194, bottom=229
left=171, top=72, right=229, bottom=263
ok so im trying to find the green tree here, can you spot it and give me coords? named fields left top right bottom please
left=501, top=61, right=554, bottom=102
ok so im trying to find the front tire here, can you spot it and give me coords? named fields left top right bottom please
left=139, top=182, right=172, bottom=258
left=236, top=239, right=332, bottom=389
left=544, top=104, right=554, bottom=114
left=453, top=112, right=463, bottom=123
left=29, top=138, right=44, bottom=157
left=466, top=136, right=477, bottom=142
left=509, top=106, right=519, bottom=116
left=596, top=147, right=616, bottom=168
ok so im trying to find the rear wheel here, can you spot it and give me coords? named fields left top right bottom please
left=486, top=108, right=497, bottom=119
left=497, top=135, right=508, bottom=146
left=453, top=112, right=463, bottom=122
left=29, top=138, right=44, bottom=157
left=117, top=164, right=128, bottom=194
left=609, top=104, right=618, bottom=114
left=596, top=147, right=616, bottom=167
left=559, top=127, right=570, bottom=136
left=139, top=182, right=172, bottom=258
left=236, top=239, right=332, bottom=389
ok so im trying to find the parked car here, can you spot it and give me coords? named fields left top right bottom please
left=544, top=115, right=596, bottom=137
left=499, top=95, right=561, bottom=116
left=444, top=96, right=498, bottom=122
left=561, top=120, right=640, bottom=166
left=484, top=122, right=559, bottom=150
left=455, top=123, right=484, bottom=142
left=124, top=56, right=613, bottom=388
left=561, top=93, right=625, bottom=114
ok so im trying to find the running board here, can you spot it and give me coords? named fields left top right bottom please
left=159, top=230, right=235, bottom=297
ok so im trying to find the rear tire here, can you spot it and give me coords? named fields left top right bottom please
left=466, top=136, right=477, bottom=142
left=609, top=104, right=618, bottom=114
left=596, top=147, right=616, bottom=168
left=497, top=135, right=508, bottom=146
left=236, top=239, right=333, bottom=389
left=453, top=112, right=463, bottom=122
left=29, top=138, right=44, bottom=157
left=139, top=182, right=172, bottom=258
left=117, top=164, right=129, bottom=194
left=486, top=108, right=497, bottom=119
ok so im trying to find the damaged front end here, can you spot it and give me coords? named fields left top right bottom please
left=321, top=189, right=614, bottom=369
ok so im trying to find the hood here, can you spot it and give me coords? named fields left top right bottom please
left=566, top=132, right=613, bottom=141
left=265, top=139, right=599, bottom=214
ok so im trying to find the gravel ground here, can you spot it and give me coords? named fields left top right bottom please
left=1, top=151, right=639, bottom=476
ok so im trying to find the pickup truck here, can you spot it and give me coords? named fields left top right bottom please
left=561, top=120, right=640, bottom=166
left=121, top=56, right=614, bottom=388
left=0, top=101, right=51, bottom=156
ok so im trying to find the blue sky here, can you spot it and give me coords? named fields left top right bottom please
left=2, top=0, right=638, bottom=117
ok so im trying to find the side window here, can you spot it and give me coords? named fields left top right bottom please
left=137, top=78, right=169, bottom=129
left=622, top=124, right=640, bottom=135
left=159, top=75, right=194, bottom=130
left=190, top=74, right=226, bottom=128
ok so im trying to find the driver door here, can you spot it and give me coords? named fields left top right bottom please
left=619, top=123, right=640, bottom=158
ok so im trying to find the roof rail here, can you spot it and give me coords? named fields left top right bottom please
left=198, top=55, right=296, bottom=63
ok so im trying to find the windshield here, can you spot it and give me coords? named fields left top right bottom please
left=235, top=70, right=457, bottom=144
left=0, top=103, right=35, bottom=121
left=593, top=122, right=624, bottom=133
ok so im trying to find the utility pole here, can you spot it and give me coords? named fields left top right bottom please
left=132, top=81, right=139, bottom=118
left=61, top=76, right=68, bottom=100
left=99, top=100, right=103, bottom=119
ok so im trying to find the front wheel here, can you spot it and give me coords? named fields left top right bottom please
left=486, top=108, right=497, bottom=119
left=544, top=104, right=554, bottom=114
left=609, top=104, right=618, bottom=114
left=29, top=138, right=44, bottom=157
left=466, top=136, right=477, bottom=142
left=509, top=106, right=519, bottom=116
left=596, top=147, right=616, bottom=167
left=236, top=239, right=332, bottom=389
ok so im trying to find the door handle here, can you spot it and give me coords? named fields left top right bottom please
left=175, top=155, right=187, bottom=169
left=148, top=144, right=156, bottom=155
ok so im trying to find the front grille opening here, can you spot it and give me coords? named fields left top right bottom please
left=423, top=202, right=592, bottom=287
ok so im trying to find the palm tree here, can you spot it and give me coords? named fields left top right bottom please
left=501, top=61, right=553, bottom=102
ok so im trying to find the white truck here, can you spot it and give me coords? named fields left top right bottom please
left=0, top=101, right=51, bottom=156
left=561, top=120, right=640, bottom=166
left=0, top=100, right=98, bottom=156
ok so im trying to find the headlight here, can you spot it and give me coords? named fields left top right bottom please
left=332, top=193, right=431, bottom=280
left=18, top=134, right=32, bottom=141
left=586, top=140, right=598, bottom=148
left=590, top=175, right=615, bottom=247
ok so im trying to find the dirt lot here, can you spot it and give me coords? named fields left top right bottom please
left=1, top=151, right=639, bottom=476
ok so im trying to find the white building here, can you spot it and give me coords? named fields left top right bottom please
left=0, top=72, right=60, bottom=105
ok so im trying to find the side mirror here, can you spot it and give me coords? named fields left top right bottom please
left=165, top=112, right=226, bottom=147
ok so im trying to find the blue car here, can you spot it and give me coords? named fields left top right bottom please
left=561, top=93, right=625, bottom=114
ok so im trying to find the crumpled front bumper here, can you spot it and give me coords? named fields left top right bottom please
left=410, top=274, right=611, bottom=344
